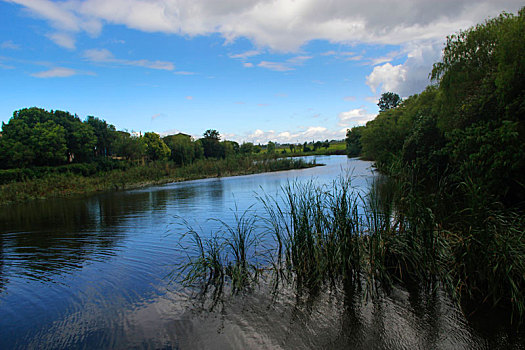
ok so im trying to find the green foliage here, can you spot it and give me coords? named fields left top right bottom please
left=0, top=109, right=69, bottom=167
left=359, top=8, right=525, bottom=206
left=163, top=133, right=196, bottom=165
left=401, top=115, right=446, bottom=178
left=201, top=129, right=225, bottom=159
left=222, top=140, right=239, bottom=158
left=378, top=92, right=402, bottom=112
left=302, top=142, right=311, bottom=152
left=86, top=116, right=117, bottom=157
left=360, top=108, right=408, bottom=166
left=31, top=120, right=68, bottom=165
left=351, top=7, right=525, bottom=321
left=113, top=131, right=145, bottom=160
left=0, top=107, right=118, bottom=167
left=431, top=9, right=524, bottom=130
left=240, top=142, right=254, bottom=154
left=446, top=120, right=525, bottom=204
left=143, top=132, right=170, bottom=161
left=0, top=156, right=317, bottom=205
left=345, top=126, right=364, bottom=157
left=267, top=141, right=276, bottom=153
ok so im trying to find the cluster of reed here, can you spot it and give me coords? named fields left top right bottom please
left=0, top=156, right=316, bottom=205
left=174, top=173, right=525, bottom=324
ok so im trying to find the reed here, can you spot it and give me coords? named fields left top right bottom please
left=174, top=172, right=525, bottom=325
left=0, top=156, right=318, bottom=205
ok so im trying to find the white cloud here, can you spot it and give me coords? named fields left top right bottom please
left=234, top=125, right=346, bottom=144
left=365, top=41, right=442, bottom=96
left=243, top=62, right=254, bottom=68
left=8, top=0, right=522, bottom=52
left=31, top=67, right=79, bottom=78
left=257, top=61, right=293, bottom=72
left=1, top=40, right=20, bottom=49
left=159, top=128, right=182, bottom=137
left=174, top=71, right=196, bottom=75
left=83, top=48, right=174, bottom=70
left=365, top=96, right=379, bottom=104
left=46, top=32, right=76, bottom=49
left=0, top=62, right=16, bottom=69
left=338, top=108, right=376, bottom=127
left=83, top=48, right=113, bottom=61
left=229, top=50, right=260, bottom=59
left=257, top=55, right=312, bottom=71
left=185, top=96, right=193, bottom=100
left=366, top=63, right=407, bottom=94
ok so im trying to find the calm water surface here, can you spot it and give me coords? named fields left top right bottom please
left=0, top=156, right=522, bottom=349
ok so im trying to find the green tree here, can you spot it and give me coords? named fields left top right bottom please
left=51, top=110, right=96, bottom=163
left=302, top=142, right=311, bottom=152
left=267, top=141, right=276, bottom=154
left=240, top=142, right=254, bottom=154
left=222, top=140, right=239, bottom=158
left=114, top=131, right=145, bottom=161
left=378, top=92, right=402, bottom=112
left=163, top=133, right=195, bottom=165
left=86, top=116, right=117, bottom=157
left=201, top=129, right=224, bottom=158
left=345, top=126, right=364, bottom=157
left=0, top=108, right=70, bottom=167
left=143, top=132, right=170, bottom=161
left=31, top=120, right=68, bottom=166
left=194, top=139, right=204, bottom=159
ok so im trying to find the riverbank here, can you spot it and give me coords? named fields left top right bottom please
left=0, top=156, right=320, bottom=205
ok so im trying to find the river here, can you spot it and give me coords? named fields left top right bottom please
left=0, top=156, right=522, bottom=349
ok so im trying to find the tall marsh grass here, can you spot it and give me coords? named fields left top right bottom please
left=0, top=156, right=318, bottom=205
left=174, top=172, right=525, bottom=325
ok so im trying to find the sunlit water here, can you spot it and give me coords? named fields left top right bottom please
left=0, top=156, right=523, bottom=349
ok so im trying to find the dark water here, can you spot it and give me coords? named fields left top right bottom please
left=0, top=156, right=522, bottom=349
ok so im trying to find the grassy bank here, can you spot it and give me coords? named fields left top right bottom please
left=0, top=156, right=320, bottom=205
left=174, top=174, right=525, bottom=326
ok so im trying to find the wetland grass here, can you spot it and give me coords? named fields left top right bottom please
left=174, top=174, right=525, bottom=325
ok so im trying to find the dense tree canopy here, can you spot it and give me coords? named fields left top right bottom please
left=163, top=133, right=201, bottom=165
left=143, top=132, right=170, bottom=161
left=201, top=129, right=224, bottom=159
left=348, top=8, right=525, bottom=206
left=378, top=92, right=402, bottom=112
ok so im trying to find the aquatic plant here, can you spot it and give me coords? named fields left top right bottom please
left=174, top=172, right=525, bottom=325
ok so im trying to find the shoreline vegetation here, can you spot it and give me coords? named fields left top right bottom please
left=0, top=106, right=343, bottom=205
left=176, top=7, right=525, bottom=328
left=0, top=156, right=321, bottom=206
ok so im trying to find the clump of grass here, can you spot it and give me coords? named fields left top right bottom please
left=170, top=207, right=266, bottom=308
left=173, top=171, right=525, bottom=326
left=258, top=178, right=365, bottom=293
left=0, top=156, right=319, bottom=205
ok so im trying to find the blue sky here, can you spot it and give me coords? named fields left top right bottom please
left=0, top=0, right=522, bottom=143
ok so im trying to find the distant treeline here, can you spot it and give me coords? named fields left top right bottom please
left=0, top=108, right=249, bottom=169
left=0, top=106, right=343, bottom=175
left=346, top=8, right=524, bottom=208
